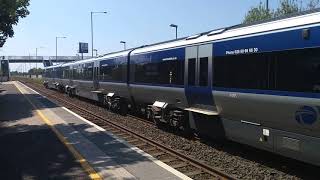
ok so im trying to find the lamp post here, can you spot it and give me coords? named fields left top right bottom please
left=170, top=24, right=178, bottom=39
left=93, top=49, right=98, bottom=57
left=35, top=48, right=38, bottom=75
left=56, top=36, right=66, bottom=64
left=120, top=41, right=126, bottom=50
left=91, top=11, right=107, bottom=57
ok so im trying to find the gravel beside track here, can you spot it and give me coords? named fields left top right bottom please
left=19, top=79, right=319, bottom=180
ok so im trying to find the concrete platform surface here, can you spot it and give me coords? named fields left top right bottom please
left=0, top=82, right=90, bottom=180
left=0, top=82, right=191, bottom=180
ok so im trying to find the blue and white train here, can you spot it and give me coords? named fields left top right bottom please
left=44, top=11, right=320, bottom=166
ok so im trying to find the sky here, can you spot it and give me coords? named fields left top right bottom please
left=1, top=0, right=280, bottom=72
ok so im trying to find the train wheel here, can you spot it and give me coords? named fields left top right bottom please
left=68, top=89, right=74, bottom=98
left=119, top=99, right=128, bottom=116
left=180, top=119, right=193, bottom=137
left=152, top=112, right=164, bottom=127
left=146, top=108, right=152, bottom=120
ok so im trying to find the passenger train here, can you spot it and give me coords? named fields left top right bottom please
left=44, top=11, right=320, bottom=166
left=0, top=59, right=10, bottom=82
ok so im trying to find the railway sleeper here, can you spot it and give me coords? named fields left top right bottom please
left=161, top=158, right=178, bottom=163
left=149, top=152, right=166, bottom=157
left=133, top=142, right=147, bottom=147
left=144, top=147, right=157, bottom=152
left=183, top=170, right=205, bottom=177
left=171, top=162, right=189, bottom=169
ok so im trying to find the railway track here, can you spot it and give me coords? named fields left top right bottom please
left=21, top=81, right=237, bottom=180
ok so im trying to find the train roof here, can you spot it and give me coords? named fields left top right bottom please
left=45, top=63, right=62, bottom=69
left=57, top=50, right=131, bottom=68
left=132, top=9, right=320, bottom=54
left=45, top=9, right=320, bottom=69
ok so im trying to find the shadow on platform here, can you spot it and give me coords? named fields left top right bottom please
left=0, top=121, right=161, bottom=180
left=0, top=92, right=59, bottom=122
left=0, top=123, right=89, bottom=180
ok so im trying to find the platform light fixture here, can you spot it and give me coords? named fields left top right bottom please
left=91, top=11, right=107, bottom=57
left=120, top=41, right=126, bottom=50
left=170, top=24, right=178, bottom=39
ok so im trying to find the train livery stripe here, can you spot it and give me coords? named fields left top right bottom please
left=213, top=87, right=320, bottom=99
left=213, top=25, right=320, bottom=56
left=14, top=82, right=103, bottom=180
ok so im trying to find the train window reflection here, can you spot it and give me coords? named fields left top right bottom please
left=199, top=57, right=208, bottom=86
left=188, top=58, right=196, bottom=86
left=213, top=48, right=320, bottom=94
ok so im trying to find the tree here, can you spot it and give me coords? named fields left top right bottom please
left=243, top=2, right=273, bottom=24
left=274, top=0, right=299, bottom=17
left=28, top=68, right=44, bottom=75
left=0, top=0, right=30, bottom=47
left=243, top=0, right=320, bottom=24
left=307, top=0, right=320, bottom=9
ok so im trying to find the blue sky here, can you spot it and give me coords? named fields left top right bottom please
left=2, top=0, right=280, bottom=71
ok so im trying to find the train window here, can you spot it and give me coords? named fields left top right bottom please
left=100, top=58, right=126, bottom=82
left=82, top=63, right=93, bottom=80
left=72, top=65, right=82, bottom=80
left=49, top=69, right=53, bottom=78
left=188, top=58, right=196, bottom=86
left=274, top=48, right=320, bottom=93
left=44, top=69, right=49, bottom=78
left=213, top=54, right=268, bottom=90
left=213, top=48, right=320, bottom=93
left=88, top=66, right=93, bottom=80
left=160, top=60, right=184, bottom=85
left=199, top=57, right=208, bottom=86
left=74, top=66, right=80, bottom=79
left=100, top=64, right=113, bottom=81
left=54, top=67, right=62, bottom=79
left=48, top=68, right=52, bottom=78
left=73, top=66, right=77, bottom=79
left=53, top=68, right=56, bottom=78
left=132, top=54, right=184, bottom=85
left=63, top=67, right=70, bottom=79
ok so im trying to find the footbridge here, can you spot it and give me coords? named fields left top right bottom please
left=1, top=56, right=92, bottom=66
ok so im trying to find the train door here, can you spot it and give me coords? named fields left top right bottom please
left=93, top=61, right=100, bottom=90
left=185, top=44, right=224, bottom=137
left=185, top=44, right=216, bottom=113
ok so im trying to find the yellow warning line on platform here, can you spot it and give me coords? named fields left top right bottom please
left=14, top=82, right=102, bottom=180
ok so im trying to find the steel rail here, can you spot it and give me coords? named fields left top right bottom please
left=21, top=81, right=238, bottom=180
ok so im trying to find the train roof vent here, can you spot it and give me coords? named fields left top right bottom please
left=186, top=34, right=202, bottom=40
left=207, top=28, right=226, bottom=36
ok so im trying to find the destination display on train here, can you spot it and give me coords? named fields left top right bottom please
left=225, top=47, right=259, bottom=55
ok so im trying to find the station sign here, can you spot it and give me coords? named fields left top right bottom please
left=79, top=42, right=89, bottom=53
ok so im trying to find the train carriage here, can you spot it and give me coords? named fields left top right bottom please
left=43, top=64, right=62, bottom=90
left=44, top=10, right=320, bottom=166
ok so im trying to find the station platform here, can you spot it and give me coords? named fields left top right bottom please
left=0, top=81, right=190, bottom=180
